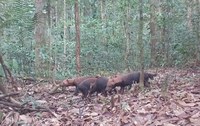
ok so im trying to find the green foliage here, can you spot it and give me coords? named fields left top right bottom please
left=0, top=0, right=199, bottom=79
left=0, top=0, right=34, bottom=76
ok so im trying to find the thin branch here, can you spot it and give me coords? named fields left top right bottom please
left=0, top=92, right=19, bottom=99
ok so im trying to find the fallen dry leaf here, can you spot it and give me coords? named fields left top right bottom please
left=163, top=123, right=177, bottom=126
left=1, top=68, right=200, bottom=126
left=176, top=100, right=197, bottom=107
left=189, top=118, right=200, bottom=125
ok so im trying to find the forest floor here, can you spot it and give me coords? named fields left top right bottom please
left=0, top=68, right=200, bottom=126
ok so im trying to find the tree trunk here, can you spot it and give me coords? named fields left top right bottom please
left=165, top=0, right=172, bottom=67
left=100, top=0, right=106, bottom=20
left=47, top=0, right=55, bottom=82
left=67, top=6, right=72, bottom=42
left=124, top=3, right=131, bottom=71
left=0, top=54, right=17, bottom=91
left=47, top=0, right=51, bottom=27
left=160, top=0, right=170, bottom=67
left=194, top=0, right=200, bottom=62
left=161, top=19, right=166, bottom=66
left=75, top=0, right=81, bottom=75
left=150, top=0, right=157, bottom=67
left=100, top=0, right=106, bottom=44
left=186, top=0, right=193, bottom=31
left=165, top=0, right=172, bottom=66
left=63, top=0, right=67, bottom=55
left=34, top=0, right=46, bottom=77
left=0, top=76, right=7, bottom=94
left=47, top=0, right=51, bottom=78
left=138, top=0, right=144, bottom=89
left=52, top=1, right=58, bottom=81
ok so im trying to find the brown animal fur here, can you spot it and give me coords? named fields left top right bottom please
left=62, top=76, right=98, bottom=95
left=62, top=76, right=93, bottom=87
left=77, top=77, right=98, bottom=98
left=106, top=75, right=123, bottom=93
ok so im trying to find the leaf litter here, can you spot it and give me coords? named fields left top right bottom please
left=0, top=68, right=200, bottom=126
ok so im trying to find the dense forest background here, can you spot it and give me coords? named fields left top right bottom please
left=0, top=0, right=200, bottom=79
left=1, top=1, right=200, bottom=125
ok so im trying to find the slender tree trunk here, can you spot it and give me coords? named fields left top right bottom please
left=100, top=0, right=105, bottom=20
left=165, top=0, right=172, bottom=66
left=124, top=2, right=131, bottom=70
left=67, top=7, right=72, bottom=41
left=63, top=0, right=66, bottom=55
left=75, top=0, right=81, bottom=75
left=47, top=0, right=51, bottom=27
left=55, top=1, right=58, bottom=27
left=164, top=3, right=170, bottom=66
left=47, top=0, right=56, bottom=82
left=100, top=0, right=106, bottom=44
left=0, top=76, right=7, bottom=94
left=34, top=0, right=46, bottom=77
left=160, top=0, right=169, bottom=67
left=47, top=0, right=51, bottom=78
left=150, top=0, right=157, bottom=67
left=186, top=0, right=193, bottom=31
left=161, top=19, right=166, bottom=65
left=52, top=1, right=58, bottom=81
left=195, top=0, right=200, bottom=62
left=0, top=54, right=17, bottom=91
left=138, top=0, right=144, bottom=89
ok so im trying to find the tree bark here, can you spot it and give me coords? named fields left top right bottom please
left=186, top=0, right=193, bottom=31
left=100, top=0, right=106, bottom=20
left=138, top=0, right=144, bottom=89
left=100, top=0, right=106, bottom=44
left=47, top=0, right=51, bottom=27
left=124, top=3, right=131, bottom=71
left=150, top=0, right=157, bottom=67
left=160, top=0, right=170, bottom=67
left=194, top=0, right=200, bottom=62
left=0, top=76, right=7, bottom=94
left=50, top=1, right=59, bottom=82
left=63, top=0, right=67, bottom=55
left=34, top=0, right=46, bottom=77
left=75, top=0, right=81, bottom=75
left=47, top=0, right=52, bottom=78
left=0, top=54, right=17, bottom=90
left=165, top=0, right=172, bottom=66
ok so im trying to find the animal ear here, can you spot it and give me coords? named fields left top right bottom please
left=67, top=79, right=72, bottom=83
left=95, top=75, right=100, bottom=78
left=62, top=79, right=68, bottom=84
left=90, top=82, right=95, bottom=88
left=67, top=79, right=74, bottom=84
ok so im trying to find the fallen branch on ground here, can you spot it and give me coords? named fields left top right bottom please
left=0, top=92, right=20, bottom=99
left=0, top=100, right=57, bottom=117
